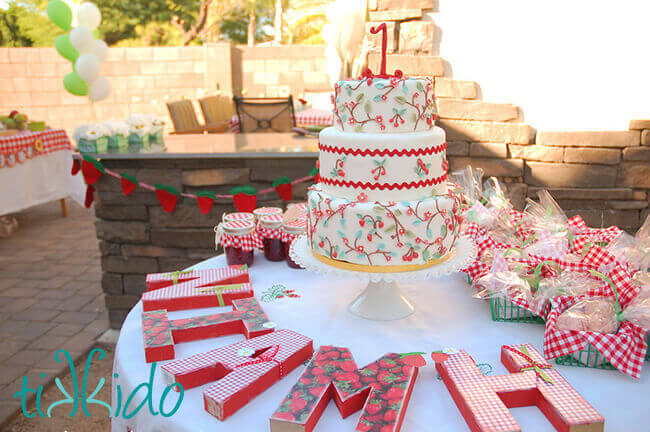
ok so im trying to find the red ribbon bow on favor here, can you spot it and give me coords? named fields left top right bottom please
left=236, top=345, right=283, bottom=376
left=503, top=345, right=553, bottom=384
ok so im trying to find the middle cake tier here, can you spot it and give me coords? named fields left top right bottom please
left=318, top=126, right=448, bottom=201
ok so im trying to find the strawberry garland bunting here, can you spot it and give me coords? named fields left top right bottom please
left=84, top=185, right=95, bottom=208
left=80, top=155, right=104, bottom=185
left=71, top=158, right=81, bottom=175
left=120, top=173, right=138, bottom=196
left=273, top=176, right=292, bottom=202
left=71, top=154, right=315, bottom=212
left=196, top=190, right=216, bottom=215
left=230, top=185, right=258, bottom=212
left=155, top=184, right=181, bottom=213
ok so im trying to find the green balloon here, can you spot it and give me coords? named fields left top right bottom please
left=46, top=0, right=73, bottom=31
left=55, top=34, right=79, bottom=62
left=63, top=72, right=88, bottom=96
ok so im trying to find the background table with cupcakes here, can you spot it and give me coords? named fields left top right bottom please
left=0, top=129, right=85, bottom=216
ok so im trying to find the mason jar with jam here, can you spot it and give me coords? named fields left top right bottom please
left=253, top=207, right=283, bottom=221
left=257, top=214, right=285, bottom=261
left=215, top=220, right=258, bottom=267
left=281, top=218, right=307, bottom=269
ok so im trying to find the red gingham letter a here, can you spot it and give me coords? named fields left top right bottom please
left=270, top=345, right=418, bottom=432
left=436, top=344, right=604, bottom=432
left=162, top=329, right=313, bottom=421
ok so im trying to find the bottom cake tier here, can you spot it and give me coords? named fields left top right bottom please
left=307, top=184, right=461, bottom=268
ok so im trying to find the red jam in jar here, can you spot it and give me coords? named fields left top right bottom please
left=282, top=218, right=307, bottom=269
left=219, top=220, right=256, bottom=267
left=259, top=214, right=285, bottom=262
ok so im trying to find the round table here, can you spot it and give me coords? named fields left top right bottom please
left=111, top=253, right=648, bottom=432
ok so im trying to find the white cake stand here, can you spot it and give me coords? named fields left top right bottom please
left=290, top=234, right=477, bottom=321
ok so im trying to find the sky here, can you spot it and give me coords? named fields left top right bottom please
left=0, top=0, right=8, bottom=10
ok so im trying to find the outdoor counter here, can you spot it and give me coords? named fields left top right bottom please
left=89, top=133, right=318, bottom=328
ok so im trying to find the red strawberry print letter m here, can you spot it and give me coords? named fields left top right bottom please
left=270, top=345, right=418, bottom=432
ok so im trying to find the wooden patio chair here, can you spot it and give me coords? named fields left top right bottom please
left=233, top=96, right=297, bottom=133
left=198, top=95, right=233, bottom=133
left=166, top=100, right=225, bottom=134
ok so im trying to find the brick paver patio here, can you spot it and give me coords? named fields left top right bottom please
left=0, top=200, right=107, bottom=426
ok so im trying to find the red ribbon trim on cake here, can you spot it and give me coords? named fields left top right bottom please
left=320, top=174, right=447, bottom=190
left=319, top=142, right=446, bottom=157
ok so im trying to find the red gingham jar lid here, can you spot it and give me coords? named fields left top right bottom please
left=223, top=212, right=255, bottom=222
left=222, top=220, right=255, bottom=235
left=253, top=207, right=283, bottom=218
left=259, top=213, right=283, bottom=229
left=282, top=218, right=306, bottom=234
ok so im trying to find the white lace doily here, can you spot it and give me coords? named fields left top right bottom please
left=290, top=234, right=477, bottom=283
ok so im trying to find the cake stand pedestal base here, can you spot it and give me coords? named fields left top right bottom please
left=349, top=280, right=415, bottom=320
left=290, top=235, right=477, bottom=321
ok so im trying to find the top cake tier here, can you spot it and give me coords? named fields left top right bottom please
left=331, top=76, right=437, bottom=133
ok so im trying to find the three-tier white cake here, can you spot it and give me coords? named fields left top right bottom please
left=307, top=70, right=461, bottom=269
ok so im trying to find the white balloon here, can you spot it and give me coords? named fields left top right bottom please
left=70, top=26, right=94, bottom=54
left=92, top=39, right=108, bottom=62
left=89, top=76, right=111, bottom=101
left=75, top=54, right=100, bottom=82
left=77, top=2, right=101, bottom=30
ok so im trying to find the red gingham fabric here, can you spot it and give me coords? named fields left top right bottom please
left=461, top=222, right=489, bottom=241
left=145, top=266, right=248, bottom=291
left=220, top=233, right=262, bottom=251
left=162, top=329, right=312, bottom=419
left=256, top=225, right=282, bottom=240
left=142, top=282, right=253, bottom=303
left=567, top=215, right=623, bottom=244
left=230, top=108, right=333, bottom=133
left=543, top=296, right=647, bottom=378
left=462, top=260, right=489, bottom=281
left=0, top=129, right=71, bottom=168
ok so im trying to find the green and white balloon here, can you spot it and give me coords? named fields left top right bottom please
left=47, top=0, right=110, bottom=101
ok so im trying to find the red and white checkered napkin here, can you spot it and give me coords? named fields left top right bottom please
left=0, top=129, right=71, bottom=155
left=543, top=296, right=647, bottom=378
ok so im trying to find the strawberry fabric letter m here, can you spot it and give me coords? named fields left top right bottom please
left=270, top=345, right=418, bottom=432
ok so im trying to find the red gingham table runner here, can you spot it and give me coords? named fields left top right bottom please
left=230, top=108, right=333, bottom=133
left=543, top=295, right=647, bottom=378
left=0, top=129, right=71, bottom=168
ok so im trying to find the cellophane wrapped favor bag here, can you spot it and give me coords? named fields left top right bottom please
left=522, top=190, right=571, bottom=259
left=606, top=214, right=650, bottom=272
left=472, top=251, right=543, bottom=323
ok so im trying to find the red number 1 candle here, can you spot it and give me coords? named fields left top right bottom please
left=370, top=23, right=388, bottom=77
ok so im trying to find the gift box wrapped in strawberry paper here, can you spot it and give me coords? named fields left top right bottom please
left=452, top=165, right=649, bottom=377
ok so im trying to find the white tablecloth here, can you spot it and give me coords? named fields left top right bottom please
left=111, top=253, right=648, bottom=432
left=0, top=149, right=85, bottom=216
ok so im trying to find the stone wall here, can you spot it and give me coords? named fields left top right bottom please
left=364, top=0, right=649, bottom=230
left=94, top=155, right=315, bottom=328
left=0, top=44, right=328, bottom=134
